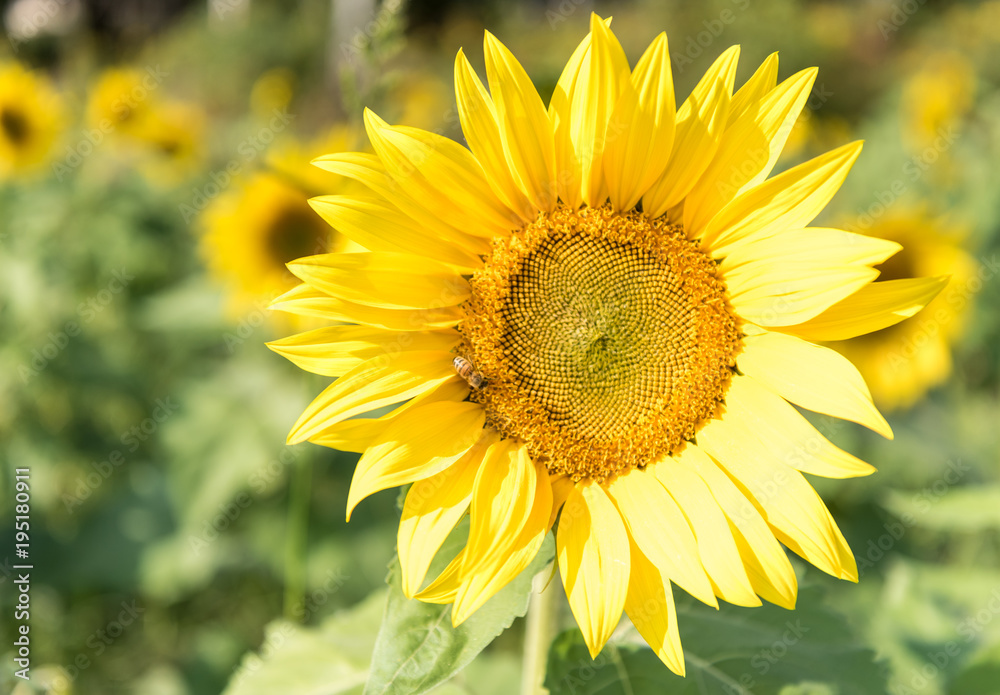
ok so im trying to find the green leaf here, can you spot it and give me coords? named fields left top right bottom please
left=881, top=484, right=1000, bottom=532
left=545, top=587, right=887, bottom=695
left=222, top=590, right=385, bottom=695
left=948, top=643, right=1000, bottom=695
left=364, top=527, right=555, bottom=695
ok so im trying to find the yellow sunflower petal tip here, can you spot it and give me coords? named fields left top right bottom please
left=265, top=19, right=947, bottom=669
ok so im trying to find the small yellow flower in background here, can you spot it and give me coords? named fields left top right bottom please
left=201, top=171, right=346, bottom=317
left=834, top=212, right=978, bottom=412
left=86, top=67, right=160, bottom=136
left=269, top=15, right=947, bottom=672
left=131, top=100, right=206, bottom=183
left=901, top=50, right=974, bottom=153
left=250, top=67, right=296, bottom=118
left=0, top=62, right=64, bottom=179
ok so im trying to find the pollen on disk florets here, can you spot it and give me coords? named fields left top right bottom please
left=458, top=203, right=742, bottom=483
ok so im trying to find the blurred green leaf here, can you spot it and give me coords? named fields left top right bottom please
left=881, top=485, right=1000, bottom=532
left=222, top=589, right=385, bottom=695
left=545, top=587, right=887, bottom=695
left=364, top=532, right=555, bottom=695
left=947, top=643, right=1000, bottom=695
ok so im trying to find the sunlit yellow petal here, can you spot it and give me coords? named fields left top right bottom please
left=624, top=538, right=685, bottom=676
left=652, top=459, right=760, bottom=606
left=604, top=32, right=676, bottom=211
left=453, top=446, right=552, bottom=624
left=684, top=67, right=817, bottom=236
left=725, top=261, right=878, bottom=327
left=363, top=109, right=520, bottom=238
left=607, top=468, right=717, bottom=607
left=570, top=13, right=630, bottom=207
left=724, top=375, right=876, bottom=478
left=311, top=379, right=470, bottom=452
left=557, top=483, right=630, bottom=658
left=738, top=330, right=893, bottom=438
left=701, top=141, right=865, bottom=257
left=267, top=326, right=459, bottom=377
left=398, top=430, right=496, bottom=597
left=484, top=31, right=557, bottom=211
left=287, top=252, right=470, bottom=310
left=454, top=49, right=535, bottom=221
left=642, top=46, right=739, bottom=218
left=346, top=401, right=486, bottom=519
left=309, top=194, right=487, bottom=268
left=698, top=416, right=858, bottom=581
left=287, top=351, right=458, bottom=443
left=728, top=52, right=778, bottom=125
left=720, top=227, right=901, bottom=273
left=781, top=276, right=950, bottom=342
left=677, top=445, right=798, bottom=608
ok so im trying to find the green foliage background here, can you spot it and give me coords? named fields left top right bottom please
left=1, top=1, right=999, bottom=694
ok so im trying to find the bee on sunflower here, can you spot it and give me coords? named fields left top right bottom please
left=268, top=15, right=947, bottom=672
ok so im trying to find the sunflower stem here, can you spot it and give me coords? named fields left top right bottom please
left=521, top=574, right=559, bottom=695
left=283, top=450, right=312, bottom=621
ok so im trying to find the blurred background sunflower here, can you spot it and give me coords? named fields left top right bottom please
left=1, top=1, right=999, bottom=694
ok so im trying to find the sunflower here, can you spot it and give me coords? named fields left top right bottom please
left=269, top=15, right=946, bottom=672
left=0, top=62, right=64, bottom=178
left=834, top=211, right=977, bottom=411
left=86, top=67, right=160, bottom=137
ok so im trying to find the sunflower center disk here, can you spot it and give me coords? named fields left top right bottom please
left=460, top=204, right=742, bottom=483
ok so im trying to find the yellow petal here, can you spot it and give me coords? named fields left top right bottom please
left=415, top=548, right=465, bottom=604
left=720, top=226, right=901, bottom=274
left=267, top=326, right=459, bottom=377
left=363, top=109, right=520, bottom=238
left=606, top=468, right=717, bottom=607
left=287, top=350, right=457, bottom=444
left=725, top=261, right=878, bottom=327
left=724, top=375, right=876, bottom=478
left=398, top=430, right=496, bottom=597
left=287, top=252, right=470, bottom=310
left=309, top=195, right=487, bottom=268
left=684, top=67, right=817, bottom=236
left=571, top=13, right=630, bottom=207
left=698, top=416, right=858, bottom=581
left=311, top=152, right=472, bottom=247
left=346, top=400, right=486, bottom=520
left=453, top=448, right=552, bottom=625
left=780, top=276, right=950, bottom=342
left=311, top=379, right=471, bottom=453
left=642, top=46, right=739, bottom=218
left=652, top=459, right=760, bottom=607
left=624, top=538, right=685, bottom=676
left=702, top=142, right=865, bottom=257
left=728, top=52, right=778, bottom=125
left=604, top=32, right=676, bottom=211
left=484, top=31, right=557, bottom=212
left=737, top=330, right=893, bottom=438
left=557, top=483, right=630, bottom=658
left=454, top=49, right=535, bottom=221
left=676, top=445, right=797, bottom=609
left=269, top=283, right=462, bottom=331
left=549, top=26, right=596, bottom=210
